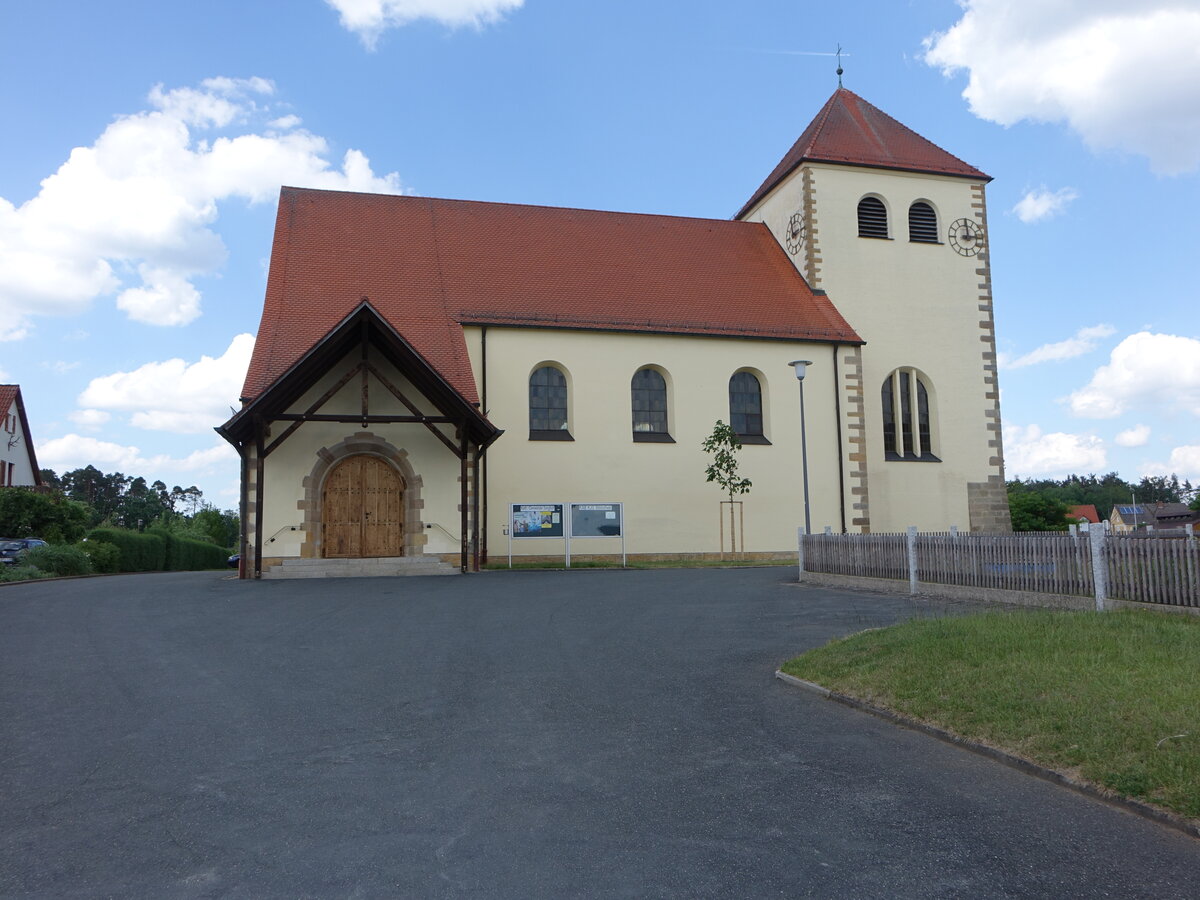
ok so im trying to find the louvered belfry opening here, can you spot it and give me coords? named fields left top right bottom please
left=857, top=196, right=888, bottom=238
left=908, top=201, right=938, bottom=243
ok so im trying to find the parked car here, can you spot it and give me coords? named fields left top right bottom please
left=227, top=553, right=240, bottom=569
left=0, top=538, right=47, bottom=565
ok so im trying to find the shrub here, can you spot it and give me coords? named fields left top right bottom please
left=87, top=528, right=167, bottom=572
left=22, top=544, right=93, bottom=577
left=0, top=564, right=49, bottom=583
left=79, top=540, right=120, bottom=574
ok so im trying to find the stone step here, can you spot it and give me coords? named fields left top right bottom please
left=262, top=556, right=460, bottom=579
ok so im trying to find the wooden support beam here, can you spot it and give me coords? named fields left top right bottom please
left=270, top=414, right=456, bottom=424
left=367, top=361, right=463, bottom=458
left=460, top=429, right=469, bottom=574
left=254, top=420, right=265, bottom=579
left=360, top=320, right=370, bottom=423
left=471, top=446, right=481, bottom=572
left=262, top=363, right=363, bottom=458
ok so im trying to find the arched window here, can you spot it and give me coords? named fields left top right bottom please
left=882, top=368, right=938, bottom=461
left=857, top=196, right=888, bottom=239
left=631, top=368, right=672, bottom=442
left=729, top=371, right=768, bottom=443
left=908, top=201, right=938, bottom=243
left=529, top=365, right=571, bottom=440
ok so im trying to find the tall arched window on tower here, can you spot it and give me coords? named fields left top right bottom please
left=881, top=368, right=938, bottom=461
left=857, top=196, right=888, bottom=238
left=729, top=371, right=769, bottom=444
left=529, top=365, right=572, bottom=440
left=631, top=367, right=673, bottom=442
left=908, top=201, right=938, bottom=243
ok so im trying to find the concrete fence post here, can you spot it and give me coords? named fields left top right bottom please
left=1089, top=524, right=1108, bottom=612
left=797, top=527, right=806, bottom=581
left=906, top=526, right=919, bottom=595
left=950, top=525, right=959, bottom=538
left=824, top=525, right=833, bottom=536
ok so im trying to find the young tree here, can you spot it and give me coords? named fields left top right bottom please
left=702, top=420, right=752, bottom=554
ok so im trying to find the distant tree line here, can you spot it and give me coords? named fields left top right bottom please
left=0, top=465, right=237, bottom=550
left=1007, top=472, right=1199, bottom=531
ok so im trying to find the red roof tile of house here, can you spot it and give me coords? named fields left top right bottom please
left=0, top=386, right=16, bottom=415
left=242, top=188, right=863, bottom=403
left=737, top=88, right=990, bottom=219
left=1068, top=504, right=1100, bottom=524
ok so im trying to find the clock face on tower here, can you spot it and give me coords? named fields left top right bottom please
left=948, top=217, right=984, bottom=256
left=784, top=211, right=806, bottom=255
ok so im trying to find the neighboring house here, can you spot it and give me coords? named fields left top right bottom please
left=1068, top=504, right=1100, bottom=525
left=0, top=385, right=41, bottom=489
left=1110, top=502, right=1200, bottom=532
left=220, top=87, right=1010, bottom=577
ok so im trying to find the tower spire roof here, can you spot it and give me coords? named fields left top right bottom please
left=736, top=88, right=990, bottom=219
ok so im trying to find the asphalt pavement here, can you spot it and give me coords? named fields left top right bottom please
left=2, top=567, right=1198, bottom=898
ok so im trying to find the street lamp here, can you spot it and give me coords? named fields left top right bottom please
left=788, top=360, right=814, bottom=536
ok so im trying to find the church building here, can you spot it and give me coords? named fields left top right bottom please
left=218, top=88, right=1010, bottom=577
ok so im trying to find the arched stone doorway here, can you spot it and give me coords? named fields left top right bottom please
left=299, top=433, right=426, bottom=560
left=322, top=455, right=405, bottom=558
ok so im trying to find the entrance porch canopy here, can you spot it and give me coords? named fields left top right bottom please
left=218, top=301, right=502, bottom=576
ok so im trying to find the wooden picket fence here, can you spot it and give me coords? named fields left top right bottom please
left=798, top=527, right=1199, bottom=608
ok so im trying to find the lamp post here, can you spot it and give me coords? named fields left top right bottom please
left=788, top=360, right=814, bottom=536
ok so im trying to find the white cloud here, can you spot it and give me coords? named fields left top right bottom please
left=1069, top=332, right=1200, bottom=418
left=0, top=78, right=402, bottom=339
left=77, top=333, right=255, bottom=434
left=37, top=433, right=237, bottom=478
left=1141, top=445, right=1200, bottom=483
left=1004, top=424, right=1107, bottom=477
left=924, top=1, right=1200, bottom=174
left=326, top=0, right=524, bottom=48
left=1114, top=424, right=1151, bottom=447
left=1012, top=186, right=1078, bottom=223
left=1003, top=324, right=1115, bottom=369
left=68, top=409, right=111, bottom=430
left=268, top=114, right=302, bottom=130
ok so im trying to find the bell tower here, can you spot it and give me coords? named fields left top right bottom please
left=736, top=88, right=1010, bottom=533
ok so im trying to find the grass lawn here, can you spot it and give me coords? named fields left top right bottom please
left=780, top=609, right=1200, bottom=820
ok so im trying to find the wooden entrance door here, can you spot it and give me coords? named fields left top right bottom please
left=322, top=455, right=404, bottom=558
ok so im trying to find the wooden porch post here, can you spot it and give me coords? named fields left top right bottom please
left=459, top=427, right=469, bottom=574
left=253, top=419, right=265, bottom=579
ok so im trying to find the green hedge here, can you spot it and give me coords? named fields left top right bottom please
left=87, top=528, right=166, bottom=572
left=149, top=528, right=227, bottom=571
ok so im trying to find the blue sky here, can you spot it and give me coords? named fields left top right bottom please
left=2, top=0, right=1198, bottom=509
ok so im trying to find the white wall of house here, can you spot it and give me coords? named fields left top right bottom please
left=1, top=400, right=37, bottom=487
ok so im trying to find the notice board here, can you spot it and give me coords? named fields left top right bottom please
left=570, top=503, right=622, bottom=537
left=511, top=504, right=564, bottom=538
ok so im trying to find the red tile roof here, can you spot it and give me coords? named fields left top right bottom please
left=0, top=386, right=16, bottom=415
left=737, top=88, right=990, bottom=219
left=242, top=188, right=862, bottom=403
left=1068, top=504, right=1100, bottom=524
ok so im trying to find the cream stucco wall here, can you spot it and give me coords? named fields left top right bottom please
left=258, top=351, right=468, bottom=559
left=1, top=400, right=37, bottom=487
left=465, top=327, right=844, bottom=556
left=744, top=162, right=1005, bottom=532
